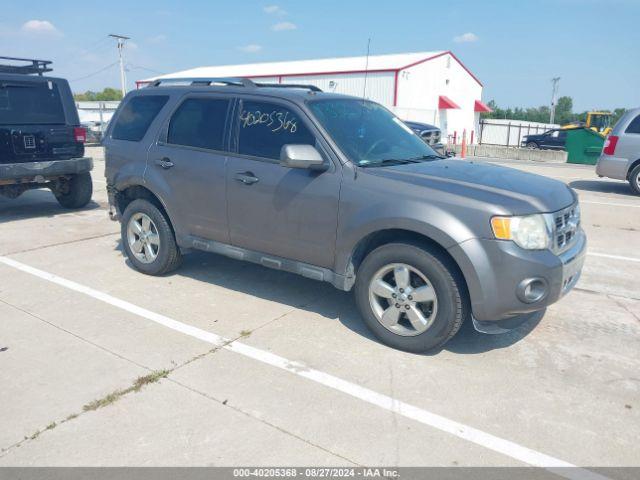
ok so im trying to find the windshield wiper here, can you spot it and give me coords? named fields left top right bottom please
left=406, top=154, right=446, bottom=161
left=359, top=158, right=421, bottom=168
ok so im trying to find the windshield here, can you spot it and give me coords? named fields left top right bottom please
left=0, top=81, right=65, bottom=125
left=308, top=99, right=439, bottom=166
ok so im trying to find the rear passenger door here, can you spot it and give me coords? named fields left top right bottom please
left=146, top=95, right=232, bottom=243
left=225, top=98, right=341, bottom=269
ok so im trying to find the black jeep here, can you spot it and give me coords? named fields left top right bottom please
left=0, top=56, right=93, bottom=208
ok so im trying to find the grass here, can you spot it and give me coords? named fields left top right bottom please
left=83, top=369, right=170, bottom=412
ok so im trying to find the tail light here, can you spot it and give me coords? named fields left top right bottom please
left=602, top=135, right=618, bottom=155
left=73, top=127, right=87, bottom=144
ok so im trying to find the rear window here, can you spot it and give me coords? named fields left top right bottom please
left=0, top=81, right=65, bottom=125
left=625, top=115, right=640, bottom=134
left=112, top=95, right=168, bottom=142
left=168, top=98, right=230, bottom=151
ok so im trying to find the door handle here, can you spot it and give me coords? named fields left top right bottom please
left=234, top=171, right=259, bottom=185
left=155, top=157, right=174, bottom=169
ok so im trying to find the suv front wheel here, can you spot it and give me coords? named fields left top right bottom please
left=354, top=243, right=467, bottom=353
left=121, top=199, right=182, bottom=275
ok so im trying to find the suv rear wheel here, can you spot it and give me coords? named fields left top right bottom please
left=354, top=243, right=467, bottom=353
left=54, top=172, right=93, bottom=209
left=629, top=164, right=640, bottom=195
left=121, top=199, right=182, bottom=275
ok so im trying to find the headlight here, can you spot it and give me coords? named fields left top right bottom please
left=491, top=214, right=552, bottom=250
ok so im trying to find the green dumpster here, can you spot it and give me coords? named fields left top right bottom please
left=565, top=127, right=605, bottom=165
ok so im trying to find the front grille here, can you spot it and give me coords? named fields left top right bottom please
left=420, top=130, right=441, bottom=146
left=553, top=204, right=580, bottom=253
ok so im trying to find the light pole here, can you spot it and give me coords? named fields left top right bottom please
left=550, top=77, right=560, bottom=124
left=109, top=34, right=130, bottom=97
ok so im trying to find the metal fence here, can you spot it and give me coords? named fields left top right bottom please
left=479, top=119, right=559, bottom=147
left=76, top=101, right=120, bottom=143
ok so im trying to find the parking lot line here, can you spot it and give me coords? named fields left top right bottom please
left=581, top=200, right=640, bottom=209
left=588, top=252, right=640, bottom=263
left=0, top=254, right=610, bottom=480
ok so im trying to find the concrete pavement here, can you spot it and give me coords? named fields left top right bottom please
left=0, top=148, right=638, bottom=472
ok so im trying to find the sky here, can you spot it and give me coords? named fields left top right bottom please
left=1, top=0, right=638, bottom=111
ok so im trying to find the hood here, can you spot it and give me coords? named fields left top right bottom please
left=362, top=159, right=575, bottom=214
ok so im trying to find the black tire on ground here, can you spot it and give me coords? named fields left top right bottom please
left=120, top=199, right=182, bottom=276
left=54, top=172, right=93, bottom=209
left=354, top=243, right=468, bottom=353
left=526, top=142, right=539, bottom=149
left=629, top=164, right=640, bottom=195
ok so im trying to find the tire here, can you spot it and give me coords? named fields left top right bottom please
left=54, top=172, right=93, bottom=209
left=629, top=164, right=640, bottom=195
left=526, top=142, right=539, bottom=149
left=120, top=199, right=182, bottom=275
left=354, top=243, right=468, bottom=353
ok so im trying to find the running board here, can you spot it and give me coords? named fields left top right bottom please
left=185, top=235, right=353, bottom=291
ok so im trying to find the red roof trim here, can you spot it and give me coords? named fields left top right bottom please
left=397, top=51, right=449, bottom=71
left=439, top=95, right=459, bottom=109
left=139, top=51, right=483, bottom=88
left=447, top=51, right=483, bottom=87
left=474, top=99, right=492, bottom=112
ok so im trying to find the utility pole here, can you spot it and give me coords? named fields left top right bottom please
left=109, top=34, right=130, bottom=97
left=549, top=77, right=560, bottom=124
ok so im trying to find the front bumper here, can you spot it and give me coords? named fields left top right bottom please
left=448, top=229, right=587, bottom=322
left=0, top=157, right=93, bottom=181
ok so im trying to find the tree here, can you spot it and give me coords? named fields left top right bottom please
left=482, top=97, right=624, bottom=127
left=74, top=88, right=123, bottom=101
left=554, top=96, right=574, bottom=125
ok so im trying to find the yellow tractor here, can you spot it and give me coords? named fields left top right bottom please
left=562, top=111, right=612, bottom=136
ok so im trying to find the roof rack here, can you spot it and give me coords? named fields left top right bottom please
left=0, top=56, right=53, bottom=76
left=254, top=82, right=322, bottom=92
left=149, top=77, right=255, bottom=88
left=148, top=77, right=322, bottom=92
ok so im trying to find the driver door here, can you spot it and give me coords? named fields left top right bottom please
left=225, top=98, right=341, bottom=269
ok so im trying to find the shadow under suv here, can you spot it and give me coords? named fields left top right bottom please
left=104, top=78, right=586, bottom=352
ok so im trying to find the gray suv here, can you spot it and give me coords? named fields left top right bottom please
left=104, top=78, right=586, bottom=352
left=596, top=107, right=640, bottom=195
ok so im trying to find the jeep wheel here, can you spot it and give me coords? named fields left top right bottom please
left=629, top=164, right=640, bottom=195
left=526, top=142, right=539, bottom=149
left=54, top=172, right=93, bottom=209
left=354, top=243, right=467, bottom=353
left=121, top=199, right=182, bottom=275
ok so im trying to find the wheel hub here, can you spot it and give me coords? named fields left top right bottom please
left=127, top=213, right=160, bottom=264
left=368, top=263, right=438, bottom=337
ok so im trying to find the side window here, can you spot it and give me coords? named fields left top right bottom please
left=549, top=130, right=560, bottom=138
left=625, top=115, right=640, bottom=134
left=167, top=98, right=230, bottom=150
left=112, top=95, right=169, bottom=141
left=238, top=100, right=316, bottom=160
left=557, top=130, right=567, bottom=139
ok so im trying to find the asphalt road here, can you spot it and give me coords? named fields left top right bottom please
left=0, top=148, right=638, bottom=477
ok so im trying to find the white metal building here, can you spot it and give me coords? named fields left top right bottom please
left=140, top=50, right=491, bottom=143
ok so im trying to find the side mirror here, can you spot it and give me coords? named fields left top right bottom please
left=280, top=144, right=326, bottom=170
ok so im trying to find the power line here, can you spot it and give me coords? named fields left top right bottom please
left=126, top=63, right=164, bottom=75
left=69, top=61, right=119, bottom=82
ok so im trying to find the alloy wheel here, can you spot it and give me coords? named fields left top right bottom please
left=127, top=212, right=160, bottom=264
left=368, top=263, right=438, bottom=336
